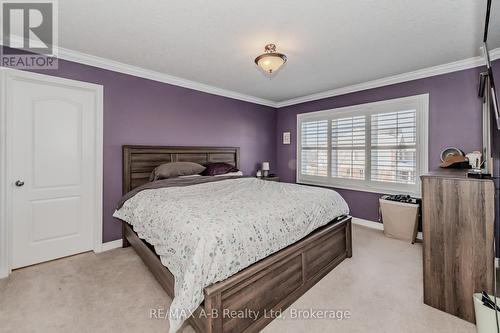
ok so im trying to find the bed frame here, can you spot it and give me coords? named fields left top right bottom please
left=120, top=145, right=352, bottom=333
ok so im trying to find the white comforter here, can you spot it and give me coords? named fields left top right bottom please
left=113, top=178, right=348, bottom=332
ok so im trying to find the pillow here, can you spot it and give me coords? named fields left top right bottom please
left=149, top=162, right=206, bottom=181
left=201, top=162, right=239, bottom=176
left=214, top=171, right=243, bottom=177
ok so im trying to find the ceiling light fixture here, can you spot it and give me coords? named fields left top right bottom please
left=254, top=44, right=287, bottom=75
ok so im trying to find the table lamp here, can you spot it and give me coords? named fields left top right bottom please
left=262, top=162, right=270, bottom=177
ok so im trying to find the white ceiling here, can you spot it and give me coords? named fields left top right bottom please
left=57, top=0, right=500, bottom=104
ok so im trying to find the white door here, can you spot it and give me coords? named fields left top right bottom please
left=6, top=70, right=103, bottom=269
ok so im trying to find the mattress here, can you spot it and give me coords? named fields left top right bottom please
left=113, top=177, right=349, bottom=332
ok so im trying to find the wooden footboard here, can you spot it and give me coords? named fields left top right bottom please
left=122, top=216, right=352, bottom=333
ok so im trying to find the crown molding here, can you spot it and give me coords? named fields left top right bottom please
left=0, top=36, right=278, bottom=108
left=275, top=47, right=500, bottom=108
left=2, top=36, right=499, bottom=109
left=56, top=47, right=279, bottom=108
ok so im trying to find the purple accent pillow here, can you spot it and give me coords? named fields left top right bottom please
left=201, top=163, right=239, bottom=176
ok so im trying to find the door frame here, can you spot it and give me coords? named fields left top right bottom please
left=0, top=68, right=104, bottom=278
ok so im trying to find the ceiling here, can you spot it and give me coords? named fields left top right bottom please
left=55, top=0, right=500, bottom=104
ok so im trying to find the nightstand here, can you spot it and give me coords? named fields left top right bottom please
left=259, top=176, right=280, bottom=182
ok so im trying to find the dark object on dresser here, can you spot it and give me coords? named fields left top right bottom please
left=120, top=145, right=352, bottom=333
left=467, top=170, right=492, bottom=179
left=421, top=170, right=495, bottom=323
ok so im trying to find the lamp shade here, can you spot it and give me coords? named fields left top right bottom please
left=255, top=54, right=286, bottom=74
left=262, top=162, right=270, bottom=171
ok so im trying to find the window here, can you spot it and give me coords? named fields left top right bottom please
left=297, top=94, right=428, bottom=195
left=300, top=120, right=328, bottom=176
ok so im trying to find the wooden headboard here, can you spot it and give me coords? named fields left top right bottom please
left=122, top=145, right=240, bottom=194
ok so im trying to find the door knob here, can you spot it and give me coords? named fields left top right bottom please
left=15, top=180, right=24, bottom=187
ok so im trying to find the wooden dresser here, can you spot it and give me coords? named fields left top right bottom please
left=421, top=170, right=495, bottom=323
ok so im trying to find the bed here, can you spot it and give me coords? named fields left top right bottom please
left=115, top=145, right=352, bottom=333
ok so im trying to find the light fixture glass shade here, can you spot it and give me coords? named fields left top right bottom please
left=262, top=162, right=270, bottom=171
left=256, top=54, right=286, bottom=74
left=255, top=44, right=287, bottom=75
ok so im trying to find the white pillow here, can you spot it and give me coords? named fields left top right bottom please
left=214, top=171, right=243, bottom=177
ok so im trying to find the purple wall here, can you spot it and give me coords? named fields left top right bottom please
left=18, top=58, right=276, bottom=242
left=5, top=45, right=491, bottom=237
left=276, top=66, right=485, bottom=221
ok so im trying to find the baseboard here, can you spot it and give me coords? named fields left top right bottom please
left=101, top=239, right=123, bottom=252
left=351, top=217, right=422, bottom=240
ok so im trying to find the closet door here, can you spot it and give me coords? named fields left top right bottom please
left=6, top=71, right=102, bottom=269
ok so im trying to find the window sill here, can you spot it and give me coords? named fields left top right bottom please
left=297, top=178, right=421, bottom=198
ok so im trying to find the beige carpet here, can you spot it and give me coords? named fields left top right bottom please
left=0, top=225, right=475, bottom=333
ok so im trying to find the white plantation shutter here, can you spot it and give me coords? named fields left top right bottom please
left=297, top=95, right=428, bottom=195
left=300, top=120, right=328, bottom=176
left=371, top=110, right=417, bottom=184
left=331, top=116, right=366, bottom=180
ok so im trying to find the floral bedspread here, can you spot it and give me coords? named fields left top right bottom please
left=113, top=177, right=349, bottom=332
